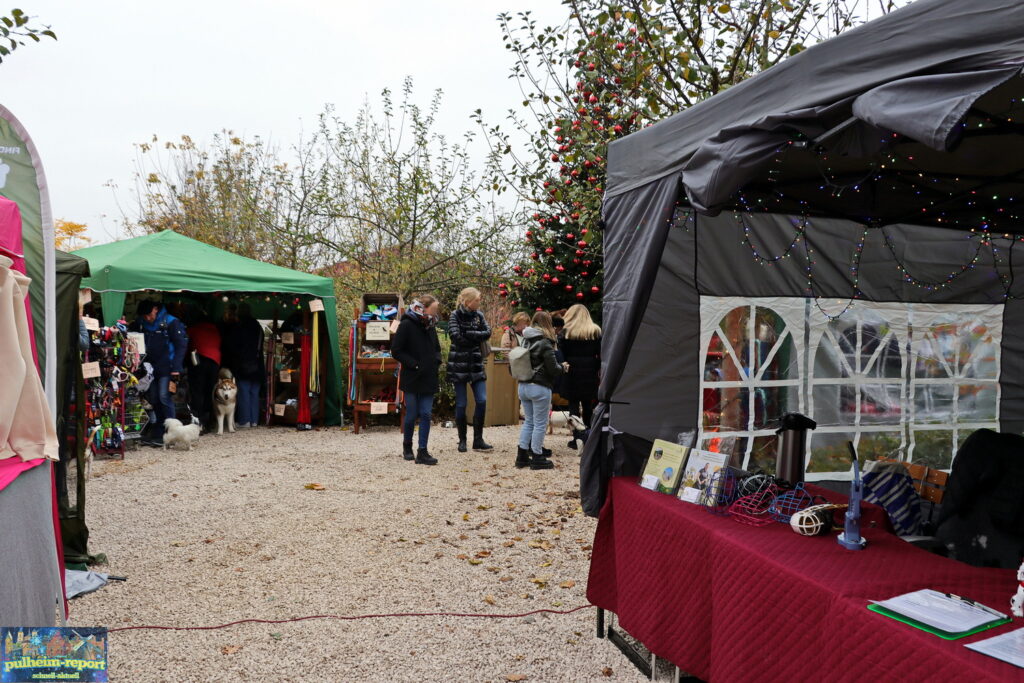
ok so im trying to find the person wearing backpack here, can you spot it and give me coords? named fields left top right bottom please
left=392, top=295, right=442, bottom=465
left=446, top=287, right=493, bottom=453
left=514, top=311, right=564, bottom=470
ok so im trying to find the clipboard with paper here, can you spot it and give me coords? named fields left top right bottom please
left=867, top=589, right=1011, bottom=640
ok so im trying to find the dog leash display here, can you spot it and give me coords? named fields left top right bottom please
left=83, top=321, right=146, bottom=460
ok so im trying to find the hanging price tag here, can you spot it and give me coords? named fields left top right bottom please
left=274, top=403, right=286, bottom=416
left=78, top=288, right=93, bottom=306
left=370, top=401, right=388, bottom=415
left=82, top=316, right=100, bottom=331
left=365, top=321, right=390, bottom=341
left=127, top=332, right=146, bottom=355
left=389, top=320, right=400, bottom=334
left=279, top=370, right=291, bottom=383
left=281, top=332, right=295, bottom=345
left=82, top=362, right=101, bottom=379
left=309, top=299, right=325, bottom=312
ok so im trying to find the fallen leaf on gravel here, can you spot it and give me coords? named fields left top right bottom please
left=170, top=541, right=185, bottom=547
left=434, top=552, right=444, bottom=559
left=456, top=554, right=468, bottom=560
left=462, top=513, right=470, bottom=521
left=203, top=538, right=215, bottom=544
left=303, top=483, right=325, bottom=491
left=483, top=595, right=496, bottom=605
left=503, top=541, right=515, bottom=547
left=539, top=561, right=551, bottom=568
left=560, top=580, right=576, bottom=589
left=476, top=504, right=491, bottom=510
left=486, top=566, right=500, bottom=573
left=528, top=540, right=553, bottom=550
left=427, top=533, right=440, bottom=538
left=269, top=633, right=282, bottom=641
left=499, top=576, right=513, bottom=583
left=475, top=550, right=491, bottom=558
left=506, top=502, right=516, bottom=510
left=221, top=645, right=242, bottom=655
left=602, top=667, right=613, bottom=676
left=513, top=536, right=523, bottom=541
left=529, top=578, right=548, bottom=588
left=458, top=534, right=469, bottom=540
left=551, top=600, right=563, bottom=607
left=468, top=558, right=483, bottom=565
left=505, top=676, right=527, bottom=682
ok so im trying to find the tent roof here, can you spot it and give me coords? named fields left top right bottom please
left=75, top=230, right=334, bottom=298
left=56, top=249, right=89, bottom=277
left=606, top=0, right=1024, bottom=227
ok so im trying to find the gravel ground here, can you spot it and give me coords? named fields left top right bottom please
left=73, top=423, right=643, bottom=683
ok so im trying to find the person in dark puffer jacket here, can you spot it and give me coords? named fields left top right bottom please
left=516, top=310, right=564, bottom=470
left=391, top=295, right=442, bottom=465
left=446, top=287, right=493, bottom=453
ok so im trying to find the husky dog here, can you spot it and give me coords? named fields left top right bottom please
left=213, top=368, right=238, bottom=435
left=163, top=417, right=201, bottom=451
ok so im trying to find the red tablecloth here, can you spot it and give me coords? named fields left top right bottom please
left=587, top=477, right=1021, bottom=682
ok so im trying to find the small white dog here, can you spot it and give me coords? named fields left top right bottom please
left=163, top=418, right=201, bottom=451
left=547, top=410, right=587, bottom=435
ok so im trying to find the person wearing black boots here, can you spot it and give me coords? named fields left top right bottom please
left=391, top=295, right=442, bottom=465
left=516, top=311, right=564, bottom=470
left=446, top=287, right=493, bottom=453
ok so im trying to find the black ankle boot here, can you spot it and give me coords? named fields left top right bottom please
left=515, top=446, right=531, bottom=469
left=472, top=406, right=493, bottom=451
left=402, top=442, right=414, bottom=461
left=471, top=413, right=491, bottom=450
left=529, top=451, right=554, bottom=470
left=456, top=417, right=468, bottom=453
left=415, top=447, right=438, bottom=465
left=542, top=447, right=552, bottom=457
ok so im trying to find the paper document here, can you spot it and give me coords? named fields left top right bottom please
left=873, top=589, right=1006, bottom=634
left=965, top=627, right=1024, bottom=669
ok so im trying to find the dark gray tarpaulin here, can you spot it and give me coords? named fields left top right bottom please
left=582, top=0, right=1024, bottom=516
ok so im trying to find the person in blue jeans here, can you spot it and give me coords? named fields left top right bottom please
left=130, top=299, right=188, bottom=447
left=516, top=311, right=564, bottom=470
left=391, top=295, right=442, bottom=465
left=223, top=303, right=264, bottom=428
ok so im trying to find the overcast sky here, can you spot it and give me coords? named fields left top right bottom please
left=1, top=1, right=567, bottom=244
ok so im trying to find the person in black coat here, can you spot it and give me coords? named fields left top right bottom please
left=560, top=304, right=602, bottom=449
left=446, top=287, right=493, bottom=453
left=392, top=295, right=442, bottom=465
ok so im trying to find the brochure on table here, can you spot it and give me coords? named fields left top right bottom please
left=639, top=440, right=690, bottom=495
left=966, top=627, right=1024, bottom=669
left=677, top=450, right=729, bottom=504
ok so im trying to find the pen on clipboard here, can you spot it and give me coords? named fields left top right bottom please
left=943, top=592, right=1008, bottom=619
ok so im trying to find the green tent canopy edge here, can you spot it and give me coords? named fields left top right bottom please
left=74, top=230, right=343, bottom=426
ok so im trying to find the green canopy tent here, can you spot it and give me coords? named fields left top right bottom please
left=74, top=231, right=343, bottom=425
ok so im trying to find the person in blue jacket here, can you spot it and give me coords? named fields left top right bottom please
left=131, top=299, right=188, bottom=447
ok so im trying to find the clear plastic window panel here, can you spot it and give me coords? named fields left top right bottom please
left=699, top=297, right=1002, bottom=475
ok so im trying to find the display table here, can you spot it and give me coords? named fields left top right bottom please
left=587, top=477, right=1020, bottom=682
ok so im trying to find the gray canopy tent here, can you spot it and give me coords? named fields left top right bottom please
left=581, top=0, right=1024, bottom=516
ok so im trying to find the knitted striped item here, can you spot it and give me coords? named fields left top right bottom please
left=862, top=462, right=923, bottom=536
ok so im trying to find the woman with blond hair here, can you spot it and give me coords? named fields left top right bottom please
left=392, top=294, right=442, bottom=465
left=500, top=311, right=530, bottom=349
left=447, top=287, right=493, bottom=453
left=516, top=310, right=564, bottom=470
left=560, top=304, right=602, bottom=449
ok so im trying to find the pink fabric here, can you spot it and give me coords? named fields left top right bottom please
left=0, top=197, right=37, bottom=368
left=0, top=456, right=43, bottom=490
left=587, top=477, right=1021, bottom=682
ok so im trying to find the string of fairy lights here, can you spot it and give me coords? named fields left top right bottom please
left=727, top=104, right=1024, bottom=318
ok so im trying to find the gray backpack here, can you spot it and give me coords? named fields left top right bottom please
left=509, top=340, right=535, bottom=381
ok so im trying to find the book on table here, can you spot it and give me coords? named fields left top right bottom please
left=639, top=440, right=690, bottom=495
left=676, top=449, right=729, bottom=504
left=868, top=589, right=1011, bottom=640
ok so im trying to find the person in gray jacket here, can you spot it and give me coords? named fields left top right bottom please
left=516, top=310, right=565, bottom=470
